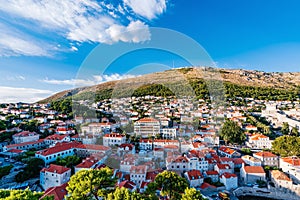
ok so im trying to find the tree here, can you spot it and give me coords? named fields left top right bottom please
left=0, top=120, right=6, bottom=130
left=15, top=158, right=44, bottom=182
left=291, top=127, right=299, bottom=136
left=106, top=187, right=131, bottom=200
left=0, top=188, right=44, bottom=200
left=181, top=188, right=205, bottom=200
left=272, top=135, right=300, bottom=157
left=281, top=122, right=289, bottom=135
left=151, top=171, right=188, bottom=200
left=220, top=120, right=245, bottom=145
left=66, top=168, right=116, bottom=200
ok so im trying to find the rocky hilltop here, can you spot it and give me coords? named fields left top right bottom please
left=40, top=67, right=300, bottom=103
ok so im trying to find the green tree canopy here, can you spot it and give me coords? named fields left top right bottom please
left=181, top=188, right=205, bottom=200
left=15, top=158, right=44, bottom=182
left=149, top=171, right=188, bottom=200
left=281, top=122, right=290, bottom=135
left=291, top=127, right=299, bottom=136
left=66, top=168, right=116, bottom=200
left=272, top=135, right=300, bottom=157
left=220, top=120, right=245, bottom=145
left=0, top=188, right=44, bottom=200
left=0, top=120, right=6, bottom=131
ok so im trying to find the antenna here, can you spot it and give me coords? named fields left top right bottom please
left=172, top=60, right=175, bottom=69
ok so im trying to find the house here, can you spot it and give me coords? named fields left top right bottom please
left=118, top=144, right=135, bottom=156
left=134, top=118, right=160, bottom=138
left=4, top=139, right=45, bottom=152
left=214, top=164, right=233, bottom=175
left=280, top=157, right=300, bottom=182
left=39, top=183, right=68, bottom=200
left=103, top=133, right=126, bottom=147
left=120, top=154, right=138, bottom=173
left=75, top=153, right=107, bottom=173
left=35, top=142, right=77, bottom=164
left=218, top=146, right=240, bottom=158
left=161, top=128, right=177, bottom=139
left=44, top=135, right=70, bottom=146
left=40, top=164, right=71, bottom=190
left=220, top=172, right=238, bottom=190
left=253, top=151, right=279, bottom=167
left=166, top=155, right=189, bottom=172
left=117, top=180, right=137, bottom=192
left=240, top=165, right=266, bottom=184
left=270, top=170, right=293, bottom=190
left=12, top=131, right=39, bottom=144
left=245, top=125, right=258, bottom=131
left=184, top=169, right=204, bottom=188
left=247, top=134, right=273, bottom=149
left=204, top=170, right=219, bottom=182
left=242, top=155, right=262, bottom=166
left=130, top=165, right=148, bottom=186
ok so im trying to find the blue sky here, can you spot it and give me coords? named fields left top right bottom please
left=0, top=0, right=300, bottom=102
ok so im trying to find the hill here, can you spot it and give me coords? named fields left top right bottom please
left=39, top=67, right=300, bottom=103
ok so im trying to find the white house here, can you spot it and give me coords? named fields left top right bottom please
left=130, top=165, right=148, bottom=186
left=40, top=164, right=71, bottom=190
left=214, top=164, right=233, bottom=175
left=161, top=128, right=177, bottom=139
left=12, top=131, right=39, bottom=144
left=280, top=157, right=300, bottom=182
left=220, top=172, right=238, bottom=190
left=270, top=170, right=293, bottom=190
left=247, top=134, right=273, bottom=149
left=103, top=133, right=126, bottom=147
left=240, top=165, right=266, bottom=184
left=166, top=155, right=189, bottom=172
left=253, top=151, right=279, bottom=167
left=35, top=142, right=77, bottom=164
left=242, top=155, right=262, bottom=166
left=75, top=153, right=107, bottom=173
left=184, top=169, right=204, bottom=188
left=134, top=118, right=160, bottom=138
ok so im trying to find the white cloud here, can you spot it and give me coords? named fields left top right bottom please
left=41, top=73, right=137, bottom=87
left=124, top=0, right=166, bottom=20
left=0, top=22, right=51, bottom=57
left=0, top=86, right=53, bottom=103
left=0, top=0, right=157, bottom=57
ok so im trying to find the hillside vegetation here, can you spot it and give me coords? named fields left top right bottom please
left=39, top=67, right=300, bottom=103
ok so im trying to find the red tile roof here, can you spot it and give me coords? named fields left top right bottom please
left=281, top=157, right=300, bottom=166
left=254, top=151, right=277, bottom=158
left=36, top=142, right=78, bottom=156
left=117, top=180, right=136, bottom=190
left=41, top=164, right=70, bottom=174
left=205, top=170, right=219, bottom=175
left=221, top=172, right=237, bottom=179
left=7, top=149, right=24, bottom=153
left=137, top=118, right=159, bottom=123
left=200, top=182, right=217, bottom=189
left=243, top=166, right=265, bottom=174
left=216, top=164, right=231, bottom=170
left=13, top=131, right=38, bottom=137
left=6, top=139, right=44, bottom=148
left=39, top=183, right=68, bottom=200
left=186, top=170, right=203, bottom=180
left=219, top=146, right=235, bottom=155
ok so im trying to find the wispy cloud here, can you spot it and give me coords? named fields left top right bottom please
left=0, top=22, right=52, bottom=57
left=41, top=73, right=137, bottom=87
left=124, top=0, right=167, bottom=20
left=0, top=86, right=53, bottom=103
left=0, top=0, right=166, bottom=57
left=5, top=75, right=26, bottom=81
